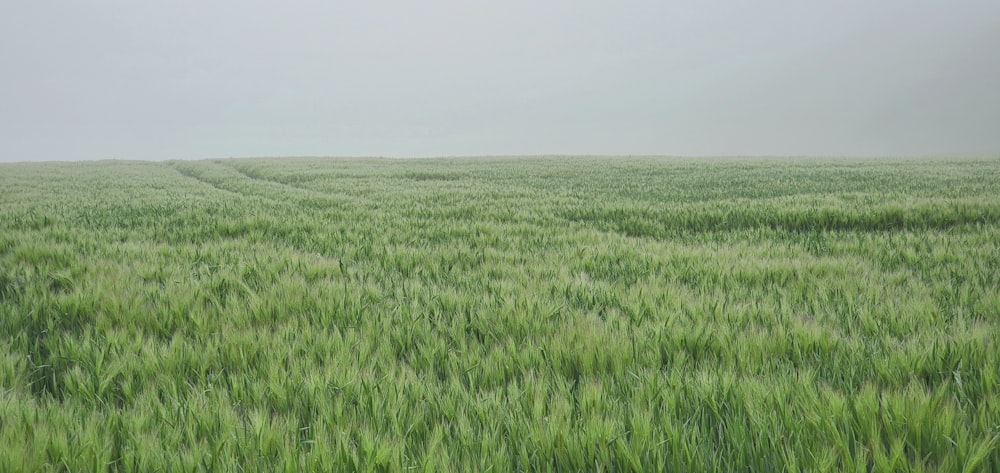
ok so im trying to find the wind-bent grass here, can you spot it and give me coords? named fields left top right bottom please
left=1, top=156, right=998, bottom=472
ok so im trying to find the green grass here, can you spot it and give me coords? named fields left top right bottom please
left=1, top=156, right=998, bottom=472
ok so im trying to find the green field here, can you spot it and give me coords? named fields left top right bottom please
left=1, top=157, right=998, bottom=472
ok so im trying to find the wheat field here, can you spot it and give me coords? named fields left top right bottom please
left=1, top=157, right=998, bottom=471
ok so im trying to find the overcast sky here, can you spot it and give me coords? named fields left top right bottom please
left=2, top=1, right=999, bottom=162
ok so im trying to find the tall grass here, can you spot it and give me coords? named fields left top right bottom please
left=1, top=156, right=998, bottom=471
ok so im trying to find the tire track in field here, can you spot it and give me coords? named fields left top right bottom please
left=216, top=161, right=382, bottom=224
left=218, top=161, right=302, bottom=190
left=217, top=160, right=357, bottom=203
left=167, top=160, right=333, bottom=206
left=164, top=159, right=367, bottom=259
left=212, top=160, right=360, bottom=206
left=166, top=160, right=245, bottom=197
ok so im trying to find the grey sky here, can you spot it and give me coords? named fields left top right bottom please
left=2, top=1, right=999, bottom=162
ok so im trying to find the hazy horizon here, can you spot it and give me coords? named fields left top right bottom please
left=3, top=1, right=999, bottom=162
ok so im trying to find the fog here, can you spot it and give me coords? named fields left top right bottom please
left=2, top=1, right=998, bottom=162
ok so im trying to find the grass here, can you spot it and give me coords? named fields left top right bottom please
left=1, top=156, right=998, bottom=472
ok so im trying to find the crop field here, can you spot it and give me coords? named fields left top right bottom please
left=1, top=156, right=999, bottom=472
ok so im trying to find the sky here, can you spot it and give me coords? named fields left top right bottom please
left=2, top=1, right=999, bottom=162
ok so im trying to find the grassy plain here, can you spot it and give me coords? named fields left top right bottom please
left=1, top=156, right=999, bottom=472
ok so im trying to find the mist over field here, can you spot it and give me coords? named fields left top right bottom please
left=3, top=1, right=1000, bottom=470
left=2, top=0, right=1000, bottom=162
